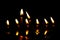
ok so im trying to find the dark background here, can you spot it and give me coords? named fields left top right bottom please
left=0, top=0, right=60, bottom=40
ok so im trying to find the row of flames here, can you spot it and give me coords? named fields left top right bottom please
left=5, top=9, right=55, bottom=40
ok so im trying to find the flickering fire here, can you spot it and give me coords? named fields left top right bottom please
left=15, top=19, right=19, bottom=24
left=50, top=17, right=54, bottom=24
left=6, top=20, right=9, bottom=26
left=26, top=11, right=30, bottom=19
left=35, top=29, right=40, bottom=35
left=44, top=18, right=48, bottom=24
left=44, top=30, right=48, bottom=35
left=36, top=19, right=39, bottom=24
left=25, top=18, right=29, bottom=24
left=20, top=9, right=24, bottom=16
left=26, top=30, right=29, bottom=35
left=16, top=31, right=19, bottom=36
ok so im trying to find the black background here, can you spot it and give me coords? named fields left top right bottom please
left=0, top=0, right=60, bottom=40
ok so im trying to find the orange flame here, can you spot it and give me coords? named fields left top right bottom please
left=26, top=12, right=30, bottom=19
left=36, top=19, right=39, bottom=24
left=44, top=18, right=48, bottom=24
left=25, top=18, right=29, bottom=24
left=50, top=17, right=54, bottom=24
left=44, top=30, right=48, bottom=35
left=16, top=31, right=19, bottom=36
left=20, top=9, right=24, bottom=16
left=35, top=29, right=40, bottom=35
left=6, top=20, right=9, bottom=26
left=26, top=30, right=29, bottom=35
left=15, top=19, right=19, bottom=24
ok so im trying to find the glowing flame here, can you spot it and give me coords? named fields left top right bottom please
left=16, top=31, right=19, bottom=36
left=35, top=29, right=40, bottom=35
left=44, top=30, right=48, bottom=35
left=26, top=12, right=30, bottom=19
left=26, top=30, right=29, bottom=35
left=44, top=18, right=48, bottom=24
left=25, top=18, right=29, bottom=24
left=6, top=20, right=9, bottom=26
left=15, top=19, right=19, bottom=24
left=20, top=9, right=24, bottom=16
left=50, top=17, right=54, bottom=24
left=36, top=19, right=39, bottom=24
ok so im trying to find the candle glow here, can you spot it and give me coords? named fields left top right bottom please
left=6, top=20, right=10, bottom=26
left=25, top=18, right=29, bottom=24
left=35, top=29, right=40, bottom=35
left=36, top=19, right=39, bottom=24
left=44, top=30, right=48, bottom=35
left=26, top=12, right=30, bottom=19
left=50, top=17, right=54, bottom=24
left=15, top=19, right=19, bottom=24
left=16, top=31, right=19, bottom=36
left=20, top=9, right=24, bottom=16
left=26, top=30, right=29, bottom=35
left=44, top=18, right=48, bottom=24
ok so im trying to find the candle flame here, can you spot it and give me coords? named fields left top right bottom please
left=26, top=30, right=29, bottom=35
left=36, top=19, right=39, bottom=24
left=35, top=29, right=40, bottom=35
left=6, top=20, right=9, bottom=26
left=44, top=18, right=48, bottom=24
left=26, top=12, right=30, bottom=19
left=44, top=30, right=48, bottom=35
left=16, top=31, right=19, bottom=36
left=20, top=9, right=24, bottom=16
left=15, top=19, right=19, bottom=24
left=50, top=17, right=54, bottom=24
left=25, top=18, right=29, bottom=24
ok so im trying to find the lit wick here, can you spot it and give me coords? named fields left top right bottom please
left=25, top=18, right=29, bottom=24
left=6, top=20, right=10, bottom=28
left=36, top=19, right=39, bottom=25
left=26, top=11, right=31, bottom=23
left=15, top=19, right=19, bottom=24
left=16, top=31, right=19, bottom=36
left=20, top=9, right=24, bottom=16
left=36, top=19, right=39, bottom=27
left=20, top=9, right=24, bottom=23
left=44, top=30, right=48, bottom=35
left=26, top=30, right=29, bottom=36
left=44, top=18, right=48, bottom=24
left=50, top=17, right=55, bottom=24
left=35, top=29, right=40, bottom=35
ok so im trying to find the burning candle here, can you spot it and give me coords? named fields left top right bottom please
left=44, top=30, right=48, bottom=35
left=20, top=9, right=24, bottom=23
left=50, top=17, right=55, bottom=24
left=16, top=31, right=19, bottom=36
left=35, top=29, right=40, bottom=35
left=25, top=30, right=29, bottom=36
left=15, top=18, right=19, bottom=24
left=36, top=19, right=39, bottom=25
left=25, top=18, right=29, bottom=24
left=20, top=9, right=24, bottom=16
left=26, top=11, right=31, bottom=23
left=6, top=20, right=10, bottom=28
left=36, top=19, right=39, bottom=27
left=44, top=18, right=48, bottom=25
